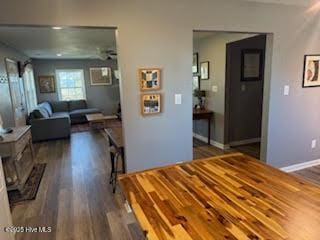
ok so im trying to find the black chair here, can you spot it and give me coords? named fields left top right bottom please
left=108, top=146, right=121, bottom=193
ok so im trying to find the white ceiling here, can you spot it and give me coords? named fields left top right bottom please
left=0, top=26, right=117, bottom=59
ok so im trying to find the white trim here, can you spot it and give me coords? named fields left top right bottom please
left=193, top=133, right=230, bottom=150
left=280, top=159, right=320, bottom=173
left=229, top=138, right=261, bottom=147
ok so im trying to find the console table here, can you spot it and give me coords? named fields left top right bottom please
left=0, top=126, right=34, bottom=192
left=193, top=108, right=214, bottom=145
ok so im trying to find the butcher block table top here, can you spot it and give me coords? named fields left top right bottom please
left=119, top=153, right=320, bottom=240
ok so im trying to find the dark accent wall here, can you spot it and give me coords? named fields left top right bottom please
left=225, top=35, right=266, bottom=143
left=32, top=59, right=120, bottom=115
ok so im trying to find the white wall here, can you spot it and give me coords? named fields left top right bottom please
left=193, top=32, right=256, bottom=144
left=1, top=0, right=320, bottom=169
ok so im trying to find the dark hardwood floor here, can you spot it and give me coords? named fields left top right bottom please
left=11, top=132, right=320, bottom=240
left=12, top=130, right=142, bottom=240
left=193, top=138, right=260, bottom=160
left=193, top=138, right=233, bottom=159
left=293, top=165, right=320, bottom=185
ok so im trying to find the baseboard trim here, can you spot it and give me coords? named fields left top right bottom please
left=193, top=133, right=230, bottom=150
left=280, top=159, right=320, bottom=173
left=229, top=138, right=261, bottom=147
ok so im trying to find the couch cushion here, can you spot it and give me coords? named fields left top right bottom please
left=37, top=107, right=50, bottom=118
left=50, top=101, right=69, bottom=112
left=69, top=100, right=87, bottom=111
left=30, top=109, right=44, bottom=119
left=52, top=112, right=70, bottom=119
left=69, top=108, right=100, bottom=118
left=38, top=102, right=53, bottom=116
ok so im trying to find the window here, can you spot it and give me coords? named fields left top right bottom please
left=56, top=69, right=86, bottom=101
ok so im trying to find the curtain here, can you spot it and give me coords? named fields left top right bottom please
left=23, top=64, right=37, bottom=114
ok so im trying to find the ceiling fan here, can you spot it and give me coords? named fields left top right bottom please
left=95, top=47, right=117, bottom=60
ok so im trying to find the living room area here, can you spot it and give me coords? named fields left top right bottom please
left=2, top=0, right=320, bottom=239
left=0, top=25, right=129, bottom=239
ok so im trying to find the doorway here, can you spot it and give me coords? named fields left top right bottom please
left=192, top=31, right=272, bottom=161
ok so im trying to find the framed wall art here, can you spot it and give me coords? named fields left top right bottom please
left=38, top=75, right=55, bottom=93
left=139, top=68, right=161, bottom=91
left=141, top=93, right=161, bottom=115
left=200, top=61, right=209, bottom=80
left=193, top=53, right=199, bottom=74
left=241, top=49, right=263, bottom=82
left=90, top=67, right=112, bottom=86
left=192, top=76, right=200, bottom=91
left=302, top=54, right=320, bottom=88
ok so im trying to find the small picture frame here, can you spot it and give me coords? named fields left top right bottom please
left=302, top=54, right=320, bottom=88
left=38, top=75, right=55, bottom=93
left=193, top=53, right=199, bottom=73
left=241, top=49, right=263, bottom=82
left=90, top=67, right=112, bottom=86
left=193, top=76, right=200, bottom=91
left=139, top=68, right=161, bottom=91
left=200, top=61, right=209, bottom=80
left=141, top=93, right=161, bottom=115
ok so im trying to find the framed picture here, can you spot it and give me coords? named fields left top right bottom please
left=141, top=93, right=161, bottom=115
left=193, top=53, right=199, bottom=73
left=200, top=61, right=209, bottom=80
left=139, top=68, right=161, bottom=91
left=192, top=76, right=200, bottom=91
left=90, top=67, right=112, bottom=85
left=38, top=75, right=55, bottom=93
left=302, top=54, right=320, bottom=88
left=241, top=49, right=263, bottom=81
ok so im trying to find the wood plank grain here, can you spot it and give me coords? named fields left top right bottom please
left=119, top=153, right=320, bottom=240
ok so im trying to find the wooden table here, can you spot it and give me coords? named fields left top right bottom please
left=86, top=113, right=118, bottom=129
left=0, top=126, right=34, bottom=192
left=193, top=109, right=214, bottom=144
left=105, top=127, right=126, bottom=173
left=119, top=153, right=320, bottom=240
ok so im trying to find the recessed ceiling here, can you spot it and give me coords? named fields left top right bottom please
left=0, top=26, right=117, bottom=59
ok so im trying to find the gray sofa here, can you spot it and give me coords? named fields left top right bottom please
left=29, top=100, right=100, bottom=142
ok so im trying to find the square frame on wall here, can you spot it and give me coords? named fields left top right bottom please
left=38, top=75, right=55, bottom=93
left=90, top=67, right=112, bottom=86
left=302, top=54, right=320, bottom=88
left=141, top=93, right=161, bottom=115
left=139, top=68, right=161, bottom=91
left=241, top=49, right=263, bottom=82
left=192, top=76, right=200, bottom=91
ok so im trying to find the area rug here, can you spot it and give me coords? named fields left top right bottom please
left=8, top=163, right=46, bottom=206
